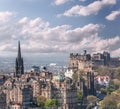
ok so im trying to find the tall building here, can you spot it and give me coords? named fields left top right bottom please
left=103, top=51, right=110, bottom=66
left=15, top=41, right=24, bottom=77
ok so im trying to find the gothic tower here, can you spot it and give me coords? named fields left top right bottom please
left=15, top=41, right=24, bottom=77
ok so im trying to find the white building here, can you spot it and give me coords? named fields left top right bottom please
left=95, top=76, right=110, bottom=86
left=65, top=69, right=74, bottom=79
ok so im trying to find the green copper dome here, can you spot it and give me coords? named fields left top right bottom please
left=56, top=75, right=64, bottom=82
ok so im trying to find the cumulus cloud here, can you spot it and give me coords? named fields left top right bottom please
left=86, top=36, right=120, bottom=52
left=111, top=48, right=120, bottom=57
left=53, top=0, right=72, bottom=5
left=59, top=0, right=117, bottom=17
left=15, top=20, right=101, bottom=53
left=0, top=11, right=120, bottom=57
left=106, top=10, right=120, bottom=21
left=0, top=11, right=14, bottom=23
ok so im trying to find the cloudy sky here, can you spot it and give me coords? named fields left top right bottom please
left=0, top=0, right=120, bottom=60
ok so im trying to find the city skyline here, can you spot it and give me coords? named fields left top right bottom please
left=0, top=0, right=120, bottom=59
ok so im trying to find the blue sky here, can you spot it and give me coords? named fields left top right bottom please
left=0, top=0, right=120, bottom=59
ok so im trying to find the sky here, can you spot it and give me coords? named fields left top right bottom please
left=0, top=0, right=120, bottom=61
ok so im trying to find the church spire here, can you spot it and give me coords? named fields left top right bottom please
left=18, top=41, right=21, bottom=59
left=15, top=41, right=24, bottom=77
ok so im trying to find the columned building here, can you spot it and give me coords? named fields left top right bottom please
left=15, top=41, right=24, bottom=77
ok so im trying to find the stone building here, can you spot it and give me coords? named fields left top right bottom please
left=0, top=91, right=6, bottom=109
left=78, top=60, right=93, bottom=72
left=92, top=51, right=110, bottom=67
left=76, top=72, right=95, bottom=97
left=29, top=78, right=41, bottom=102
left=53, top=76, right=78, bottom=109
left=3, top=78, right=33, bottom=108
left=1, top=68, right=78, bottom=109
left=68, top=50, right=112, bottom=72
left=68, top=50, right=96, bottom=97
left=41, top=74, right=78, bottom=109
left=68, top=50, right=92, bottom=72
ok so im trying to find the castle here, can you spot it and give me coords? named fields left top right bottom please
left=68, top=50, right=120, bottom=72
left=67, top=50, right=120, bottom=100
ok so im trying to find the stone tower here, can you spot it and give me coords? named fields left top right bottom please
left=15, top=41, right=24, bottom=77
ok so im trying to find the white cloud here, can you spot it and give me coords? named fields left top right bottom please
left=75, top=35, right=120, bottom=55
left=87, top=36, right=120, bottom=52
left=16, top=21, right=101, bottom=53
left=53, top=0, right=72, bottom=5
left=106, top=10, right=120, bottom=21
left=0, top=11, right=14, bottom=23
left=0, top=11, right=120, bottom=57
left=111, top=48, right=120, bottom=57
left=59, top=0, right=117, bottom=17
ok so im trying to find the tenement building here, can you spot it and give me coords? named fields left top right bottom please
left=2, top=71, right=78, bottom=109
left=42, top=75, right=78, bottom=109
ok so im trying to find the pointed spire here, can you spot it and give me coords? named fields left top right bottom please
left=18, top=41, right=21, bottom=58
left=15, top=41, right=24, bottom=77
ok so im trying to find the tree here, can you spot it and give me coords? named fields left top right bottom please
left=87, top=95, right=97, bottom=104
left=111, top=79, right=120, bottom=89
left=100, top=88, right=107, bottom=95
left=112, top=89, right=120, bottom=107
left=100, top=87, right=120, bottom=109
left=100, top=95, right=117, bottom=109
left=72, top=72, right=78, bottom=83
left=86, top=95, right=98, bottom=109
left=77, top=90, right=83, bottom=104
left=45, top=99, right=59, bottom=108
left=107, top=84, right=117, bottom=94
left=36, top=95, right=46, bottom=107
left=114, top=67, right=120, bottom=79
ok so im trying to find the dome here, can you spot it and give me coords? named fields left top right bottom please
left=65, top=77, right=72, bottom=84
left=56, top=75, right=64, bottom=82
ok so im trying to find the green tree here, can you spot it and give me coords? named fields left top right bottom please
left=100, top=88, right=107, bottom=95
left=100, top=87, right=120, bottom=109
left=72, top=72, right=78, bottom=83
left=114, top=67, right=120, bottom=79
left=36, top=95, right=46, bottom=107
left=45, top=99, right=59, bottom=108
left=87, top=95, right=98, bottom=108
left=87, top=95, right=98, bottom=105
left=112, top=79, right=120, bottom=88
left=100, top=95, right=117, bottom=109
left=107, top=84, right=117, bottom=94
left=77, top=90, right=83, bottom=104
left=112, top=89, right=120, bottom=108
